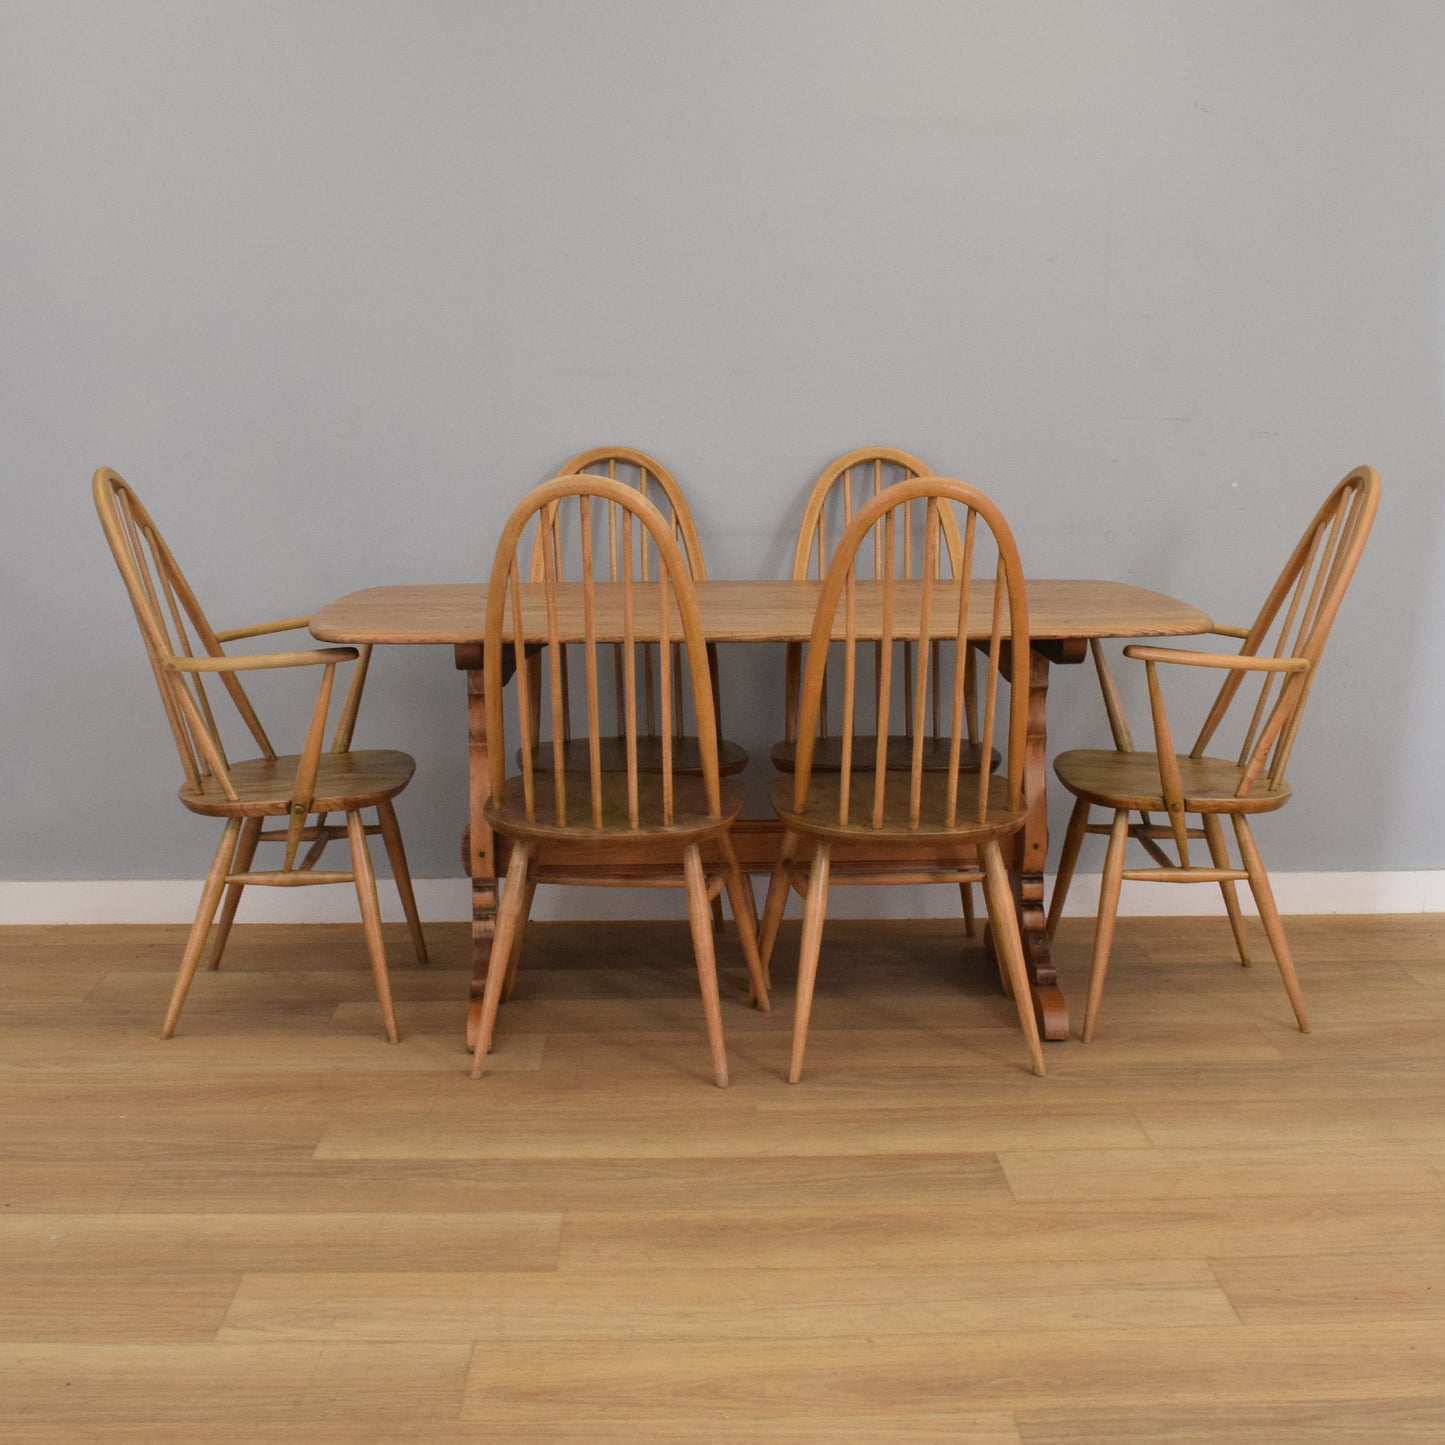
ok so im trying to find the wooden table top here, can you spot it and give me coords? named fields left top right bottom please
left=312, top=579, right=1212, bottom=647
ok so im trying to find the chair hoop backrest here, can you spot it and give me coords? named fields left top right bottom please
left=791, top=477, right=1031, bottom=829
left=485, top=475, right=722, bottom=829
left=93, top=468, right=274, bottom=799
left=547, top=447, right=709, bottom=580
left=792, top=447, right=951, bottom=580
left=1193, top=465, right=1380, bottom=792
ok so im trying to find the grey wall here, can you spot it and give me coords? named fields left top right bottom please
left=3, top=0, right=1441, bottom=886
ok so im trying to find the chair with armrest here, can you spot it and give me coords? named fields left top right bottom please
left=772, top=447, right=995, bottom=937
left=1048, top=465, right=1380, bottom=1040
left=93, top=467, right=426, bottom=1042
left=471, top=474, right=769, bottom=1087
left=758, top=476, right=1046, bottom=1081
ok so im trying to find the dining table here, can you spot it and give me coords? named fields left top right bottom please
left=311, top=578, right=1212, bottom=1040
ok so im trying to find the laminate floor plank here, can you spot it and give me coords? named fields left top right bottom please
left=217, top=1258, right=1235, bottom=1343
left=0, top=1162, right=144, bottom=1213
left=0, top=1212, right=562, bottom=1274
left=456, top=1324, right=1445, bottom=1421
left=0, top=1273, right=242, bottom=1343
left=119, top=1151, right=1013, bottom=1213
left=1000, top=1145, right=1445, bottom=1202
left=556, top=1193, right=1445, bottom=1270
left=1016, top=1398, right=1445, bottom=1444
left=313, top=1103, right=1144, bottom=1160
left=1210, top=1248, right=1445, bottom=1324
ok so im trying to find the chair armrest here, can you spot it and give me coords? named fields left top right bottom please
left=212, top=615, right=313, bottom=643
left=1122, top=644, right=1309, bottom=674
left=162, top=647, right=359, bottom=673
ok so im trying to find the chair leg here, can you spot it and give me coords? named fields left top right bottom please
left=347, top=810, right=399, bottom=1044
left=980, top=837, right=1046, bottom=1076
left=711, top=894, right=726, bottom=934
left=1233, top=814, right=1310, bottom=1033
left=758, top=830, right=797, bottom=982
left=959, top=881, right=977, bottom=938
left=1203, top=812, right=1252, bottom=967
left=683, top=844, right=729, bottom=1089
left=719, top=834, right=769, bottom=1013
left=162, top=818, right=241, bottom=1039
left=471, top=841, right=533, bottom=1077
left=501, top=875, right=537, bottom=1002
left=1047, top=796, right=1091, bottom=941
left=207, top=815, right=262, bottom=970
left=376, top=799, right=428, bottom=965
left=788, top=841, right=831, bottom=1085
left=1082, top=809, right=1130, bottom=1043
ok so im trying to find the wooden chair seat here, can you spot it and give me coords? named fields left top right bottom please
left=525, top=733, right=749, bottom=778
left=179, top=749, right=416, bottom=817
left=769, top=772, right=1025, bottom=841
left=488, top=774, right=744, bottom=846
left=770, top=734, right=997, bottom=776
left=1053, top=749, right=1292, bottom=816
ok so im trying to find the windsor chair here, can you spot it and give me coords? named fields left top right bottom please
left=1048, top=466, right=1380, bottom=1040
left=758, top=477, right=1046, bottom=1081
left=525, top=446, right=746, bottom=778
left=772, top=447, right=994, bottom=937
left=471, top=475, right=770, bottom=1087
left=93, top=468, right=426, bottom=1043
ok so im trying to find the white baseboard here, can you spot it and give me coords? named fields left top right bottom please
left=2, top=873, right=1444, bottom=925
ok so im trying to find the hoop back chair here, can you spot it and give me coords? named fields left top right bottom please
left=473, top=475, right=769, bottom=1087
left=759, top=476, right=1046, bottom=1080
left=526, top=446, right=745, bottom=778
left=1049, top=465, right=1380, bottom=1041
left=774, top=447, right=993, bottom=935
left=93, top=468, right=426, bottom=1042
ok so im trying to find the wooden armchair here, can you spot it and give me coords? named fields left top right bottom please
left=93, top=468, right=426, bottom=1042
left=772, top=448, right=994, bottom=937
left=758, top=476, right=1046, bottom=1081
left=1048, top=466, right=1380, bottom=1040
left=471, top=475, right=770, bottom=1087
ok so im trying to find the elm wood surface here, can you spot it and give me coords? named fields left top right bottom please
left=94, top=468, right=427, bottom=1046
left=473, top=476, right=769, bottom=1087
left=535, top=450, right=746, bottom=785
left=1050, top=466, right=1380, bottom=1044
left=772, top=447, right=988, bottom=942
left=312, top=579, right=1211, bottom=1040
left=760, top=478, right=1045, bottom=1080
left=312, top=578, right=1204, bottom=645
left=4, top=916, right=1445, bottom=1437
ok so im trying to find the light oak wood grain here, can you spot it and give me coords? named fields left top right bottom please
left=456, top=1325, right=1445, bottom=1420
left=5, top=915, right=1445, bottom=1437
left=217, top=1258, right=1236, bottom=1342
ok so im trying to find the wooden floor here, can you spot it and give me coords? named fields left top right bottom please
left=2, top=913, right=1444, bottom=1442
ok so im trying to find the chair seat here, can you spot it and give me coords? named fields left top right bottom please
left=770, top=772, right=1025, bottom=841
left=178, top=749, right=417, bottom=817
left=770, top=733, right=998, bottom=775
left=525, top=733, right=749, bottom=777
left=1053, top=749, right=1293, bottom=815
left=488, top=772, right=745, bottom=846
